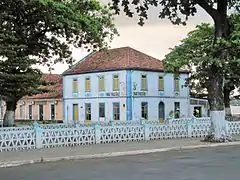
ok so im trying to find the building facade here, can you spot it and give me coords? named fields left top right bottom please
left=62, top=47, right=201, bottom=123
left=15, top=74, right=63, bottom=121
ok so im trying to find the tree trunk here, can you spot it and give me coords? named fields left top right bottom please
left=224, top=87, right=232, bottom=117
left=206, top=69, right=230, bottom=142
left=204, top=6, right=232, bottom=142
left=3, top=101, right=17, bottom=127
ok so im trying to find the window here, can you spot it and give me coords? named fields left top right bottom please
left=72, top=78, right=78, bottom=93
left=73, top=104, right=78, bottom=121
left=85, top=103, right=91, bottom=121
left=28, top=105, right=32, bottom=120
left=141, top=102, right=148, bottom=119
left=113, top=102, right=120, bottom=120
left=113, top=75, right=119, bottom=91
left=158, top=76, right=164, bottom=91
left=99, top=103, right=105, bottom=118
left=85, top=77, right=91, bottom=92
left=174, top=76, right=180, bottom=91
left=194, top=106, right=202, bottom=117
left=50, top=104, right=55, bottom=120
left=99, top=76, right=105, bottom=91
left=20, top=104, right=24, bottom=119
left=141, top=75, right=147, bottom=90
left=158, top=102, right=165, bottom=121
left=174, top=102, right=180, bottom=118
left=38, top=104, right=43, bottom=121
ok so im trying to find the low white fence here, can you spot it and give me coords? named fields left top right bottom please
left=0, top=117, right=239, bottom=152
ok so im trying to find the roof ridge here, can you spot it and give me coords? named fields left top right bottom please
left=62, top=46, right=168, bottom=75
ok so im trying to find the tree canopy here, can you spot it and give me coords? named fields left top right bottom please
left=0, top=0, right=118, bottom=126
left=110, top=0, right=240, bottom=141
left=110, top=0, right=239, bottom=27
left=163, top=14, right=240, bottom=115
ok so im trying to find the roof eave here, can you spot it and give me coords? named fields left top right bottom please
left=62, top=67, right=189, bottom=76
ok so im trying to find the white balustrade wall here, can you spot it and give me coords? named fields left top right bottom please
left=0, top=117, right=240, bottom=152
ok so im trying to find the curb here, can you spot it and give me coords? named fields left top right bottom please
left=1, top=141, right=240, bottom=168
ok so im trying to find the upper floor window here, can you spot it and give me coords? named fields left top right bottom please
left=113, top=75, right=119, bottom=91
left=174, top=76, right=180, bottom=92
left=85, top=77, right=91, bottom=92
left=99, top=76, right=105, bottom=91
left=158, top=76, right=164, bottom=91
left=72, top=78, right=78, bottom=93
left=141, top=75, right=147, bottom=90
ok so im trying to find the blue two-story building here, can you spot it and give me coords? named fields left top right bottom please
left=62, top=47, right=191, bottom=123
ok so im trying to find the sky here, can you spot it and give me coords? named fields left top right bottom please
left=40, top=4, right=213, bottom=74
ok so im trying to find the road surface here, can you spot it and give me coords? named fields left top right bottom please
left=1, top=146, right=240, bottom=180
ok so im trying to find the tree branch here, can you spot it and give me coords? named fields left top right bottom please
left=194, top=0, right=218, bottom=20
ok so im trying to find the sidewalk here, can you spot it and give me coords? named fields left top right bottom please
left=1, top=137, right=240, bottom=168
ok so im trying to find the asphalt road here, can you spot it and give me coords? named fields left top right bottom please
left=1, top=146, right=240, bottom=180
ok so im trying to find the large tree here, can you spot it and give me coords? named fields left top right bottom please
left=164, top=18, right=240, bottom=119
left=110, top=0, right=240, bottom=141
left=0, top=0, right=118, bottom=126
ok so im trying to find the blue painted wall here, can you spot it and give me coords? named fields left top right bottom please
left=126, top=70, right=132, bottom=120
left=63, top=70, right=190, bottom=122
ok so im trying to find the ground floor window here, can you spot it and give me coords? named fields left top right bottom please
left=50, top=104, right=55, bottom=120
left=38, top=104, right=44, bottom=121
left=193, top=106, right=202, bottom=117
left=158, top=102, right=165, bottom=121
left=99, top=103, right=105, bottom=118
left=28, top=105, right=32, bottom=120
left=113, top=102, right=120, bottom=120
left=73, top=104, right=78, bottom=121
left=85, top=103, right=91, bottom=121
left=20, top=104, right=25, bottom=119
left=141, top=102, right=148, bottom=120
left=174, top=102, right=180, bottom=118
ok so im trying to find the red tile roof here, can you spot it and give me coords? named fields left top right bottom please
left=63, top=47, right=165, bottom=75
left=24, top=74, right=62, bottom=99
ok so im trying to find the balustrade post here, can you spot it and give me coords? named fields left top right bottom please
left=187, top=122, right=193, bottom=138
left=95, top=124, right=101, bottom=144
left=33, top=121, right=43, bottom=149
left=144, top=123, right=150, bottom=141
